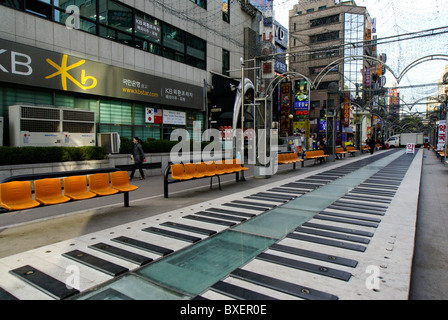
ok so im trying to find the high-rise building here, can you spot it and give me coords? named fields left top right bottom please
left=288, top=0, right=374, bottom=145
left=0, top=0, right=261, bottom=146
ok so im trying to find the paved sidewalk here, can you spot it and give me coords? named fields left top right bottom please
left=409, top=148, right=448, bottom=300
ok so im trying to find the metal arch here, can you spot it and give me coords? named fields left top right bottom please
left=312, top=54, right=448, bottom=89
left=313, top=55, right=397, bottom=89
left=408, top=94, right=447, bottom=112
left=397, top=55, right=448, bottom=83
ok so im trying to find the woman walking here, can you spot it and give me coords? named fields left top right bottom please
left=130, top=137, right=146, bottom=180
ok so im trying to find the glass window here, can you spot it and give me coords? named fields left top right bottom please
left=310, top=31, right=339, bottom=43
left=99, top=100, right=132, bottom=125
left=54, top=8, right=96, bottom=34
left=0, top=0, right=24, bottom=9
left=163, top=24, right=185, bottom=53
left=190, top=0, right=206, bottom=10
left=54, top=0, right=97, bottom=20
left=344, top=13, right=364, bottom=95
left=99, top=0, right=133, bottom=34
left=222, top=0, right=229, bottom=23
left=222, top=49, right=230, bottom=75
left=135, top=12, right=161, bottom=44
left=25, top=0, right=52, bottom=19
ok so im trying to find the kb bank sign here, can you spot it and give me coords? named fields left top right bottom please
left=0, top=39, right=203, bottom=109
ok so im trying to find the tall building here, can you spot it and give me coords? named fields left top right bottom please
left=0, top=0, right=260, bottom=147
left=288, top=0, right=375, bottom=146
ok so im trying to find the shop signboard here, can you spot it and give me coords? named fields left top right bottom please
left=0, top=39, right=203, bottom=109
left=438, top=120, right=446, bottom=151
left=163, top=110, right=186, bottom=126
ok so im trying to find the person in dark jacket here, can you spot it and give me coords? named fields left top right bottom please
left=130, top=137, right=146, bottom=180
left=366, top=135, right=376, bottom=155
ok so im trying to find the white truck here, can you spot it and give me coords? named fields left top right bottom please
left=385, top=133, right=423, bottom=148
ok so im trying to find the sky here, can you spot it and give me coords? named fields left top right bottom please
left=273, top=0, right=448, bottom=114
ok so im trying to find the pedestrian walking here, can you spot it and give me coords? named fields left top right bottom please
left=130, top=137, right=146, bottom=180
left=366, top=135, right=375, bottom=155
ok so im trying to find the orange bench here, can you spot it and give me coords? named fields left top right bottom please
left=0, top=171, right=138, bottom=212
left=164, top=159, right=249, bottom=198
left=277, top=153, right=304, bottom=169
left=346, top=146, right=359, bottom=156
left=304, top=150, right=328, bottom=165
left=335, top=147, right=348, bottom=159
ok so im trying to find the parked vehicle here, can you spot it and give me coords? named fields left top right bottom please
left=385, top=133, right=424, bottom=148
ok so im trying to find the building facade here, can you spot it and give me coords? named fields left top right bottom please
left=288, top=0, right=376, bottom=147
left=0, top=0, right=260, bottom=147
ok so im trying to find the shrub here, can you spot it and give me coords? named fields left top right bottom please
left=120, top=137, right=212, bottom=154
left=0, top=146, right=105, bottom=166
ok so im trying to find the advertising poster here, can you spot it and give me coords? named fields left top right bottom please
left=294, top=79, right=310, bottom=121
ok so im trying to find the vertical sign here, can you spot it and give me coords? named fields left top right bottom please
left=294, top=79, right=310, bottom=120
left=343, top=103, right=350, bottom=127
left=406, top=143, right=415, bottom=154
left=438, top=120, right=446, bottom=151
left=280, top=82, right=291, bottom=136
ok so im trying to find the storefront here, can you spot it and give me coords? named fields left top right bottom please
left=0, top=38, right=204, bottom=146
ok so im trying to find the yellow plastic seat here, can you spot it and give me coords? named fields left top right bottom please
left=234, top=159, right=249, bottom=171
left=215, top=161, right=228, bottom=175
left=34, top=178, right=71, bottom=205
left=223, top=159, right=236, bottom=173
left=205, top=162, right=217, bottom=176
left=0, top=181, right=40, bottom=211
left=194, top=162, right=207, bottom=178
left=183, top=163, right=196, bottom=180
left=88, top=173, right=119, bottom=196
left=63, top=176, right=96, bottom=200
left=110, top=171, right=138, bottom=192
left=171, top=164, right=189, bottom=180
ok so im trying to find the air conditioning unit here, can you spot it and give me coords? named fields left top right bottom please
left=61, top=109, right=96, bottom=147
left=98, top=132, right=120, bottom=154
left=8, top=104, right=95, bottom=147
left=9, top=105, right=62, bottom=147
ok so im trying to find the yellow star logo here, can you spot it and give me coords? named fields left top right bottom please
left=45, top=54, right=97, bottom=91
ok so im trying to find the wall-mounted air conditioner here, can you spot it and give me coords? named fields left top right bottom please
left=9, top=105, right=95, bottom=147
left=98, top=132, right=120, bottom=154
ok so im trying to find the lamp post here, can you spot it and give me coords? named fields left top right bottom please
left=240, top=57, right=246, bottom=180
